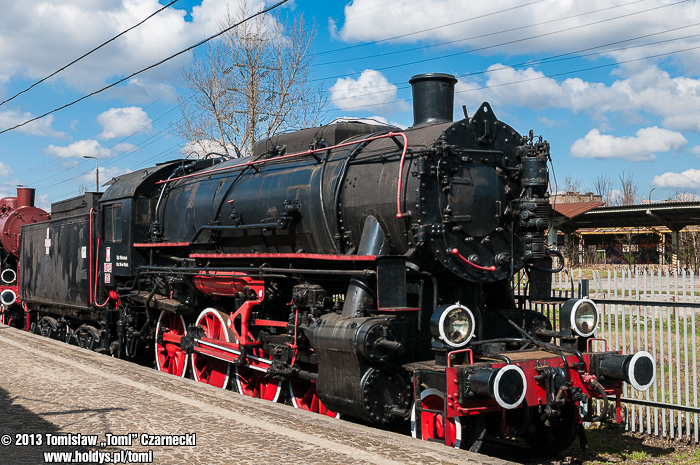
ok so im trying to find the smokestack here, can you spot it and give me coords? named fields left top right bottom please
left=409, top=73, right=457, bottom=127
left=16, top=187, right=35, bottom=208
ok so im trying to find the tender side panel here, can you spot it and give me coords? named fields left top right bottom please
left=19, top=215, right=91, bottom=309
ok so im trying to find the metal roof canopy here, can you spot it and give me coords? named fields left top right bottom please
left=554, top=201, right=700, bottom=231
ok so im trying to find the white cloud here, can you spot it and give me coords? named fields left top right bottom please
left=44, top=140, right=106, bottom=159
left=329, top=115, right=406, bottom=129
left=81, top=166, right=132, bottom=187
left=0, top=109, right=66, bottom=137
left=329, top=69, right=407, bottom=113
left=609, top=189, right=623, bottom=205
left=181, top=139, right=239, bottom=158
left=97, top=107, right=152, bottom=140
left=570, top=127, right=686, bottom=161
left=652, top=169, right=700, bottom=189
left=43, top=139, right=137, bottom=159
left=459, top=65, right=700, bottom=132
left=0, top=162, right=12, bottom=177
left=0, top=1, right=270, bottom=97
left=691, top=146, right=700, bottom=157
left=334, top=1, right=700, bottom=72
left=35, top=193, right=50, bottom=212
left=537, top=116, right=562, bottom=128
left=104, top=78, right=177, bottom=104
left=113, top=142, right=139, bottom=154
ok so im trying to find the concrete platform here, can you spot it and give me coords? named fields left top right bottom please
left=0, top=325, right=512, bottom=465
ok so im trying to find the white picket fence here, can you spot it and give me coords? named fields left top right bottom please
left=518, top=267, right=700, bottom=443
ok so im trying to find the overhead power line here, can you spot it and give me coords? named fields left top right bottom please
left=315, top=0, right=651, bottom=67
left=0, top=0, right=182, bottom=109
left=319, top=0, right=425, bottom=32
left=452, top=44, right=700, bottom=97
left=12, top=80, right=184, bottom=184
left=325, top=22, right=700, bottom=105
left=333, top=43, right=700, bottom=112
left=313, top=0, right=690, bottom=83
left=316, top=0, right=547, bottom=56
left=0, top=0, right=289, bottom=137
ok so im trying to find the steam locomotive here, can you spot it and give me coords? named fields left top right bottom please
left=0, top=188, right=50, bottom=325
left=2, top=73, right=655, bottom=453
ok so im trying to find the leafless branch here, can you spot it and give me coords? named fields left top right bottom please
left=177, top=1, right=325, bottom=157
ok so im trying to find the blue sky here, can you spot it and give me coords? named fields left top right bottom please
left=1, top=0, right=699, bottom=209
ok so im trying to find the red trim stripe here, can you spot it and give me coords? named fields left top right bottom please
left=134, top=242, right=190, bottom=248
left=253, top=319, right=287, bottom=327
left=188, top=252, right=376, bottom=261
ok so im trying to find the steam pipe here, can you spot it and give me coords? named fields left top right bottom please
left=342, top=216, right=388, bottom=318
left=581, top=378, right=608, bottom=422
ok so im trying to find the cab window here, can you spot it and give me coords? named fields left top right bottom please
left=136, top=197, right=151, bottom=224
left=104, top=204, right=122, bottom=242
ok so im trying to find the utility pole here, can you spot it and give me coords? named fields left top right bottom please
left=83, top=156, right=99, bottom=192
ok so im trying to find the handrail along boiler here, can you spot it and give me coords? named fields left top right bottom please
left=16, top=73, right=655, bottom=453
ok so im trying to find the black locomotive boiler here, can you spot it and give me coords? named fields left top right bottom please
left=15, top=73, right=655, bottom=453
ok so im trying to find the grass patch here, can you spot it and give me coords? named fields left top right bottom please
left=484, top=424, right=698, bottom=464
left=563, top=425, right=700, bottom=465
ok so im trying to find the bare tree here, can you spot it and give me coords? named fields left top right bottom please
left=177, top=2, right=325, bottom=157
left=591, top=173, right=613, bottom=205
left=612, top=169, right=639, bottom=206
left=564, top=174, right=582, bottom=193
left=673, top=190, right=699, bottom=202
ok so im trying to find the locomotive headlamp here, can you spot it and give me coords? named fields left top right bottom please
left=560, top=298, right=599, bottom=337
left=430, top=303, right=475, bottom=348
